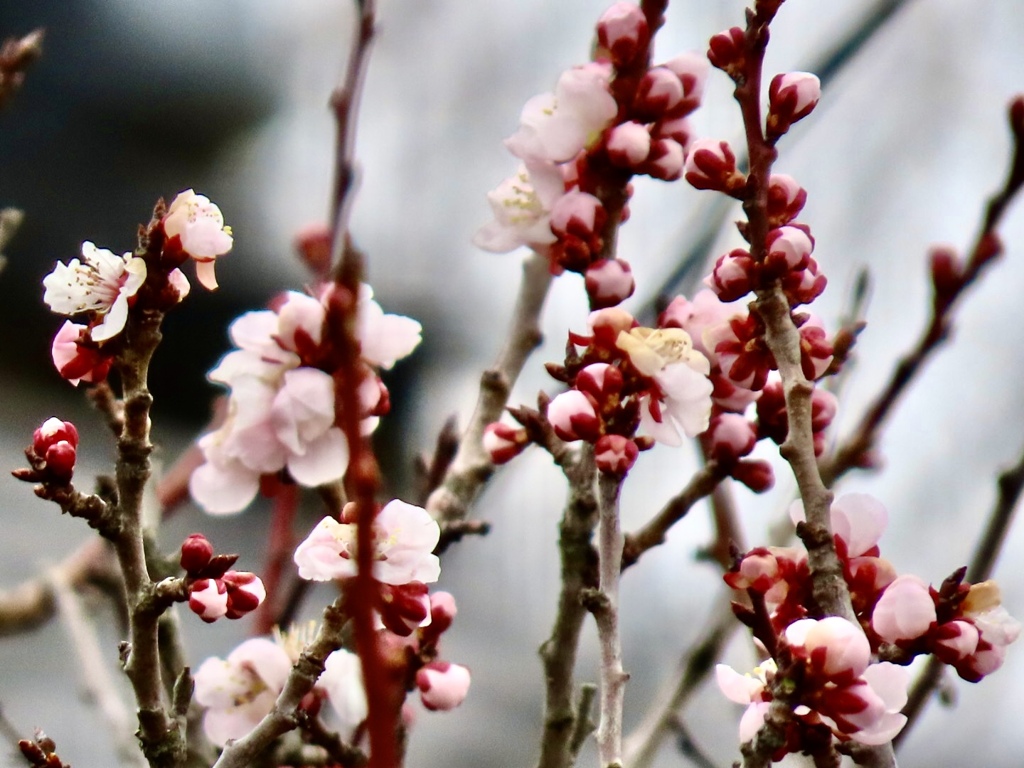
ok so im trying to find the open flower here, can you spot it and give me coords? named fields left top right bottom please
left=162, top=189, right=233, bottom=289
left=474, top=161, right=565, bottom=253
left=43, top=241, right=147, bottom=342
left=294, top=499, right=441, bottom=585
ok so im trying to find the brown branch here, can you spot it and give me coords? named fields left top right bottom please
left=536, top=446, right=599, bottom=768
left=0, top=28, right=43, bottom=110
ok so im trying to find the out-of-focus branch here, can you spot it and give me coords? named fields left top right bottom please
left=0, top=29, right=43, bottom=110
left=895, top=438, right=1024, bottom=745
left=820, top=95, right=1024, bottom=486
left=48, top=567, right=147, bottom=768
left=426, top=251, right=552, bottom=525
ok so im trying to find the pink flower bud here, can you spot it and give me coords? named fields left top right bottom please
left=731, top=459, right=774, bottom=493
left=379, top=581, right=431, bottom=636
left=661, top=52, right=708, bottom=114
left=767, top=174, right=807, bottom=225
left=606, top=122, right=651, bottom=167
left=765, top=226, right=813, bottom=272
left=52, top=320, right=113, bottom=386
left=44, top=441, right=77, bottom=483
left=189, top=578, right=229, bottom=623
left=799, top=320, right=834, bottom=381
left=575, top=363, right=624, bottom=401
left=708, top=413, right=757, bottom=463
left=934, top=620, right=980, bottom=663
left=707, top=27, right=745, bottom=76
left=810, top=387, right=838, bottom=434
left=724, top=548, right=779, bottom=592
left=642, top=138, right=684, bottom=181
left=482, top=422, right=528, bottom=465
left=651, top=115, right=693, bottom=153
left=767, top=72, right=821, bottom=139
left=585, top=258, right=635, bottom=309
left=179, top=534, right=215, bottom=575
left=293, top=222, right=333, bottom=278
left=33, top=417, right=79, bottom=455
left=546, top=390, right=601, bottom=442
left=633, top=67, right=685, bottom=121
left=594, top=434, right=639, bottom=476
left=550, top=191, right=605, bottom=240
left=781, top=257, right=827, bottom=307
left=222, top=571, right=266, bottom=619
left=596, top=2, right=649, bottom=68
left=786, top=616, right=870, bottom=681
left=416, top=661, right=471, bottom=711
left=871, top=575, right=936, bottom=644
left=587, top=307, right=637, bottom=349
left=425, top=591, right=458, bottom=639
left=684, top=139, right=744, bottom=194
left=705, top=249, right=755, bottom=302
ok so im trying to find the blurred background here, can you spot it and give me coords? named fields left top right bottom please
left=1, top=0, right=1023, bottom=765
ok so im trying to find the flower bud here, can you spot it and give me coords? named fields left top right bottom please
left=482, top=422, right=528, bottom=465
left=594, top=434, right=639, bottom=476
left=934, top=620, right=980, bottom=663
left=642, top=138, right=684, bottom=181
left=731, top=459, right=774, bottom=493
left=871, top=575, right=936, bottom=644
left=180, top=534, right=215, bottom=575
left=799, top=320, right=834, bottom=381
left=596, top=2, right=649, bottom=68
left=786, top=616, right=870, bottom=681
left=781, top=257, right=827, bottom=307
left=707, top=27, right=745, bottom=77
left=585, top=258, right=635, bottom=309
left=416, top=661, right=471, bottom=711
left=52, top=320, right=113, bottom=386
left=661, top=52, right=708, bottom=114
left=546, top=390, right=601, bottom=442
left=705, top=249, right=755, bottom=302
left=189, top=578, right=229, bottom=623
left=684, top=139, right=745, bottom=194
left=708, top=413, right=757, bottom=463
left=550, top=191, right=606, bottom=241
left=810, top=387, right=838, bottom=434
left=929, top=246, right=962, bottom=308
left=222, top=571, right=266, bottom=619
left=587, top=307, right=637, bottom=349
left=44, top=441, right=77, bottom=483
left=293, top=222, right=333, bottom=278
left=576, top=363, right=624, bottom=401
left=379, top=581, right=431, bottom=636
left=421, top=591, right=458, bottom=644
left=33, top=418, right=79, bottom=456
left=765, top=226, right=813, bottom=273
left=651, top=115, right=693, bottom=152
left=606, top=122, right=651, bottom=168
left=633, top=67, right=684, bottom=121
left=767, top=174, right=807, bottom=225
left=767, top=72, right=821, bottom=139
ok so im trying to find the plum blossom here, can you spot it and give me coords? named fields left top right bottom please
left=190, top=286, right=421, bottom=515
left=43, top=241, right=147, bottom=342
left=473, top=161, right=565, bottom=254
left=715, top=660, right=777, bottom=743
left=416, top=662, right=472, bottom=711
left=616, top=327, right=713, bottom=444
left=504, top=63, right=617, bottom=164
left=162, top=189, right=233, bottom=289
left=194, top=626, right=366, bottom=746
left=294, top=499, right=441, bottom=585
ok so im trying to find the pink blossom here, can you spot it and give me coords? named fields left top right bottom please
left=162, top=189, right=233, bottom=290
left=705, top=248, right=755, bottom=302
left=596, top=2, right=649, bottom=67
left=416, top=661, right=471, bottom=711
left=51, top=320, right=112, bottom=385
left=505, top=63, right=617, bottom=164
left=549, top=190, right=606, bottom=240
left=585, top=258, right=635, bottom=308
left=633, top=67, right=684, bottom=120
left=474, top=161, right=565, bottom=253
left=43, top=241, right=147, bottom=342
left=642, top=138, right=685, bottom=181
left=606, top=121, right=651, bottom=167
left=547, top=390, right=601, bottom=442
left=575, top=362, right=624, bottom=401
left=768, top=72, right=821, bottom=137
left=830, top=662, right=910, bottom=745
left=189, top=579, right=229, bottom=623
left=785, top=616, right=870, bottom=680
left=767, top=173, right=807, bottom=224
left=871, top=575, right=936, bottom=643
left=356, top=284, right=423, bottom=370
left=765, top=226, right=813, bottom=272
left=708, top=413, right=756, bottom=463
left=661, top=52, right=709, bottom=112
left=222, top=571, right=267, bottom=619
left=715, top=660, right=776, bottom=743
left=293, top=499, right=441, bottom=585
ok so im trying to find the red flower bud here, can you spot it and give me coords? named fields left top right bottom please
left=180, top=534, right=215, bottom=575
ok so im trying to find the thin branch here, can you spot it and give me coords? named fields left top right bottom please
left=895, top=438, right=1024, bottom=745
left=591, top=474, right=627, bottom=768
left=48, top=567, right=147, bottom=768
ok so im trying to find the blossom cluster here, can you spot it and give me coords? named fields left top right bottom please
left=474, top=2, right=709, bottom=310
left=43, top=190, right=232, bottom=385
left=179, top=533, right=266, bottom=624
left=719, top=494, right=1020, bottom=750
left=189, top=285, right=421, bottom=515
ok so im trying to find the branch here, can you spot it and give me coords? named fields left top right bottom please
left=426, top=251, right=551, bottom=524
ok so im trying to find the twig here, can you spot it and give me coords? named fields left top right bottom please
left=536, top=446, right=599, bottom=768
left=820, top=95, right=1024, bottom=486
left=895, top=438, right=1024, bottom=745
left=591, top=474, right=627, bottom=768
left=621, top=461, right=726, bottom=569
left=48, top=567, right=147, bottom=768
left=426, top=251, right=551, bottom=525
left=567, top=684, right=597, bottom=761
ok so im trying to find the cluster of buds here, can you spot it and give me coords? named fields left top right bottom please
left=13, top=417, right=79, bottom=485
left=180, top=534, right=266, bottom=623
left=720, top=495, right=1019, bottom=753
left=488, top=306, right=714, bottom=476
left=43, top=190, right=233, bottom=386
left=475, top=1, right=710, bottom=310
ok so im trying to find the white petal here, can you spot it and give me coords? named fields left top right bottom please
left=189, top=460, right=260, bottom=515
left=287, top=427, right=348, bottom=486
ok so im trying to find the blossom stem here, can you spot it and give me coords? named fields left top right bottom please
left=593, top=473, right=627, bottom=768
